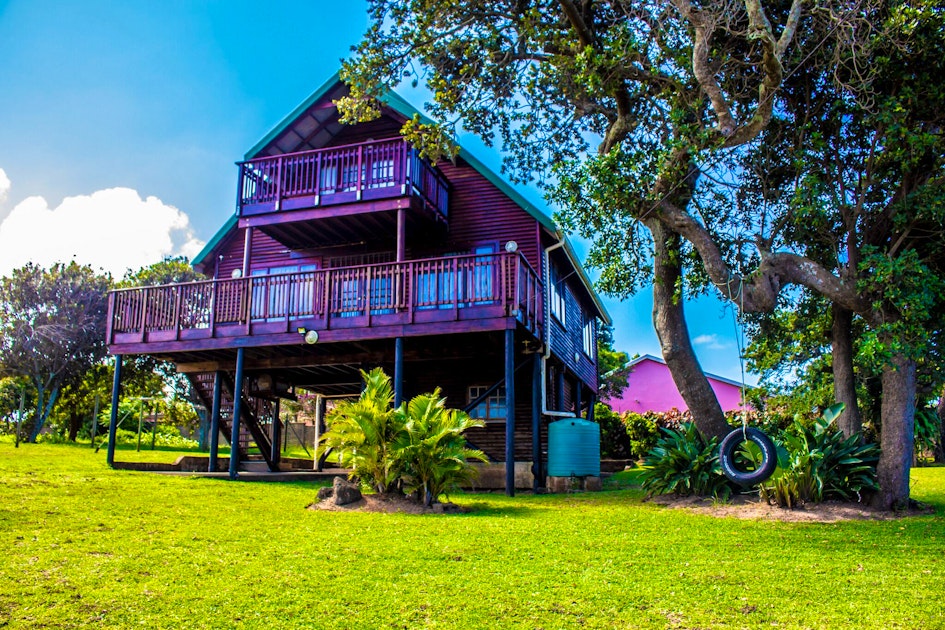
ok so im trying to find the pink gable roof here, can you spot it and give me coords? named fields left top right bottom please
left=605, top=354, right=748, bottom=414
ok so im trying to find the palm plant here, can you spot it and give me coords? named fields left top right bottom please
left=639, top=422, right=734, bottom=499
left=316, top=368, right=406, bottom=494
left=392, top=389, right=488, bottom=506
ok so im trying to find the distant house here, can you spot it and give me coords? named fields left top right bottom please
left=605, top=354, right=747, bottom=415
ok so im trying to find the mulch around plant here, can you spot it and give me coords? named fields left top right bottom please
left=646, top=493, right=935, bottom=522
left=307, top=493, right=470, bottom=515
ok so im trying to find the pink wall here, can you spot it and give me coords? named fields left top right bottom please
left=606, top=356, right=747, bottom=414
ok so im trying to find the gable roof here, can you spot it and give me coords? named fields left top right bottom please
left=194, top=74, right=610, bottom=324
left=628, top=354, right=746, bottom=389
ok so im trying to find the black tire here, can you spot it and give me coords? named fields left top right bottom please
left=719, top=427, right=777, bottom=486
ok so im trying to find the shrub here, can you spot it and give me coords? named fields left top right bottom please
left=317, top=367, right=406, bottom=494
left=758, top=404, right=879, bottom=507
left=393, top=391, right=487, bottom=505
left=638, top=422, right=734, bottom=499
left=595, top=403, right=631, bottom=459
left=318, top=368, right=486, bottom=503
left=621, top=410, right=684, bottom=460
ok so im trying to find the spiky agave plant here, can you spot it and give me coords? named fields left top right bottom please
left=393, top=389, right=488, bottom=506
left=316, top=367, right=407, bottom=494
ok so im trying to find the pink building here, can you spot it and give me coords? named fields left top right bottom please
left=606, top=354, right=747, bottom=414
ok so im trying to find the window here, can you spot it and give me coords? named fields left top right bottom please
left=251, top=264, right=319, bottom=320
left=582, top=313, right=595, bottom=357
left=549, top=265, right=566, bottom=325
left=467, top=385, right=507, bottom=421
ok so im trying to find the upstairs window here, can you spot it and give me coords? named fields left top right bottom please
left=467, top=385, right=507, bottom=421
left=549, top=265, right=566, bottom=325
left=582, top=313, right=595, bottom=358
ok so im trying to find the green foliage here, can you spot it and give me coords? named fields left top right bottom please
left=914, top=408, right=942, bottom=461
left=0, top=262, right=111, bottom=441
left=594, top=402, right=631, bottom=459
left=638, top=422, right=733, bottom=499
left=318, top=368, right=485, bottom=502
left=596, top=325, right=631, bottom=400
left=622, top=412, right=660, bottom=461
left=317, top=367, right=405, bottom=494
left=759, top=404, right=879, bottom=507
left=393, top=390, right=487, bottom=506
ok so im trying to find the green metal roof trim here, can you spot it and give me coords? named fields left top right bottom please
left=243, top=72, right=342, bottom=161
left=191, top=214, right=237, bottom=269
left=220, top=74, right=610, bottom=323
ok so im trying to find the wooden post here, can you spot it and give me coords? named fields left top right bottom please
left=90, top=394, right=100, bottom=449
left=313, top=394, right=323, bottom=471
left=14, top=388, right=25, bottom=449
left=505, top=328, right=516, bottom=496
left=106, top=355, right=123, bottom=468
left=242, top=227, right=253, bottom=277
left=587, top=393, right=596, bottom=423
left=270, top=399, right=282, bottom=467
left=532, top=353, right=542, bottom=492
left=229, top=348, right=246, bottom=480
left=396, top=208, right=406, bottom=262
left=209, top=371, right=222, bottom=472
left=394, top=337, right=405, bottom=407
left=136, top=402, right=144, bottom=452
left=574, top=384, right=583, bottom=419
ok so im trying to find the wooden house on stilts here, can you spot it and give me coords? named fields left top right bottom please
left=104, top=75, right=610, bottom=494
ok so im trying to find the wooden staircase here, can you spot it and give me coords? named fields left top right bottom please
left=188, top=372, right=280, bottom=472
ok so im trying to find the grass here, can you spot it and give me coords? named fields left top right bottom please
left=1, top=443, right=943, bottom=629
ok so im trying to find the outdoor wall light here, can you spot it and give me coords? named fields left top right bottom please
left=297, top=327, right=319, bottom=344
left=504, top=240, right=518, bottom=253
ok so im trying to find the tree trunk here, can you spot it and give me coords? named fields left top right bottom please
left=68, top=411, right=81, bottom=442
left=934, top=391, right=945, bottom=464
left=650, top=221, right=730, bottom=440
left=871, top=353, right=916, bottom=510
left=831, top=304, right=862, bottom=439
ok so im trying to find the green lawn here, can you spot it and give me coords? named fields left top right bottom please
left=1, top=443, right=943, bottom=629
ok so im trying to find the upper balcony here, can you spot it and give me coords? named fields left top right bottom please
left=106, top=252, right=542, bottom=356
left=237, top=138, right=449, bottom=221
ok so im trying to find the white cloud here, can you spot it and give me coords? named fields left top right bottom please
left=693, top=334, right=729, bottom=350
left=0, top=168, right=10, bottom=205
left=0, top=183, right=205, bottom=278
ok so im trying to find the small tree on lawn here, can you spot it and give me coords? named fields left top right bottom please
left=317, top=367, right=407, bottom=494
left=394, top=390, right=487, bottom=506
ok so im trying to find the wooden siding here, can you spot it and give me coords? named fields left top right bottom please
left=215, top=228, right=323, bottom=280
left=435, top=160, right=542, bottom=272
left=546, top=253, right=598, bottom=392
left=408, top=354, right=541, bottom=462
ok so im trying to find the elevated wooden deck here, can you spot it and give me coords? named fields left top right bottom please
left=107, top=252, right=543, bottom=355
left=238, top=138, right=448, bottom=220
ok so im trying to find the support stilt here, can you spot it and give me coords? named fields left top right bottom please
left=394, top=337, right=404, bottom=407
left=106, top=355, right=123, bottom=468
left=209, top=371, right=222, bottom=472
left=505, top=328, right=516, bottom=496
left=532, top=352, right=543, bottom=492
left=229, top=348, right=245, bottom=480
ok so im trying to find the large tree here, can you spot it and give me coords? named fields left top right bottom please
left=0, top=262, right=111, bottom=441
left=341, top=0, right=943, bottom=509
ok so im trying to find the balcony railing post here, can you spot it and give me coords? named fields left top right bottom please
left=106, top=292, right=116, bottom=344
left=274, top=157, right=283, bottom=211
left=513, top=255, right=521, bottom=319
left=139, top=287, right=149, bottom=342
left=173, top=286, right=183, bottom=341
left=356, top=145, right=363, bottom=201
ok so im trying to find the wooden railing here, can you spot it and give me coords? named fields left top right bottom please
left=237, top=138, right=449, bottom=219
left=108, top=253, right=542, bottom=344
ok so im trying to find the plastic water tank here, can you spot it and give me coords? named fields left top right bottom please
left=547, top=417, right=600, bottom=477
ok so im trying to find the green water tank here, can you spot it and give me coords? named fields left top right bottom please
left=547, top=418, right=600, bottom=477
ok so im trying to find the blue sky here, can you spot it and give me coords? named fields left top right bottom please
left=0, top=1, right=753, bottom=383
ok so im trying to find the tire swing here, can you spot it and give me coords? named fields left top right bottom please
left=718, top=272, right=776, bottom=487
left=719, top=427, right=777, bottom=486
